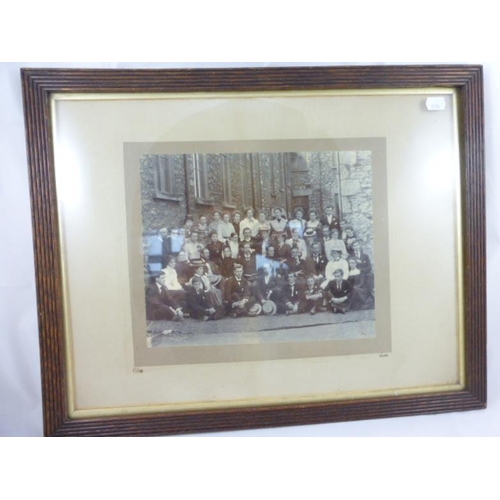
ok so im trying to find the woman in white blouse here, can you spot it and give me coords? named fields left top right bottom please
left=324, top=228, right=348, bottom=260
left=321, top=250, right=349, bottom=290
left=160, top=256, right=187, bottom=303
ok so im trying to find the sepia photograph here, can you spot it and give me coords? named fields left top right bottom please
left=140, top=150, right=377, bottom=349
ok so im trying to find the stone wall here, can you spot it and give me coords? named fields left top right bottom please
left=300, top=151, right=339, bottom=215
left=338, top=151, right=374, bottom=256
left=140, top=154, right=187, bottom=233
left=254, top=153, right=288, bottom=216
left=140, top=151, right=374, bottom=259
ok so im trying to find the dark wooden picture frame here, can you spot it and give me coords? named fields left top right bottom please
left=22, top=65, right=486, bottom=436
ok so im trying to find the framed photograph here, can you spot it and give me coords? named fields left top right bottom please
left=22, top=65, right=486, bottom=436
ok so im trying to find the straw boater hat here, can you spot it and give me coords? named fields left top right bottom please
left=248, top=303, right=262, bottom=317
left=208, top=274, right=222, bottom=286
left=303, top=228, right=316, bottom=238
left=189, top=259, right=206, bottom=268
left=262, top=300, right=277, bottom=316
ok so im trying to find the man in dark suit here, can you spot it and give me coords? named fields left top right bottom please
left=255, top=264, right=280, bottom=303
left=279, top=273, right=302, bottom=315
left=237, top=241, right=258, bottom=283
left=145, top=276, right=184, bottom=321
left=224, top=264, right=257, bottom=317
left=299, top=275, right=325, bottom=315
left=325, top=269, right=352, bottom=314
left=319, top=205, right=339, bottom=232
left=232, top=211, right=242, bottom=239
left=274, top=231, right=292, bottom=261
left=307, top=241, right=328, bottom=282
left=285, top=247, right=312, bottom=286
left=349, top=240, right=372, bottom=273
left=186, top=277, right=224, bottom=321
left=349, top=239, right=374, bottom=292
left=161, top=227, right=185, bottom=266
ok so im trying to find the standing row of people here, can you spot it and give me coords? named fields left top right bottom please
left=162, top=205, right=348, bottom=250
left=160, top=206, right=360, bottom=264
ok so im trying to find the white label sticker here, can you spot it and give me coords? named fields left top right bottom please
left=426, top=97, right=446, bottom=111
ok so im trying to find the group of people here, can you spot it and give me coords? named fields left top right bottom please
left=145, top=206, right=375, bottom=323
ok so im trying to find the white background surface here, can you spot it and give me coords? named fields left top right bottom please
left=1, top=60, right=498, bottom=438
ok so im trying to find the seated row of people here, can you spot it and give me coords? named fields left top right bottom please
left=146, top=243, right=374, bottom=323
left=166, top=235, right=372, bottom=290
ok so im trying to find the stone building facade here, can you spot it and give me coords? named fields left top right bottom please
left=140, top=150, right=374, bottom=255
